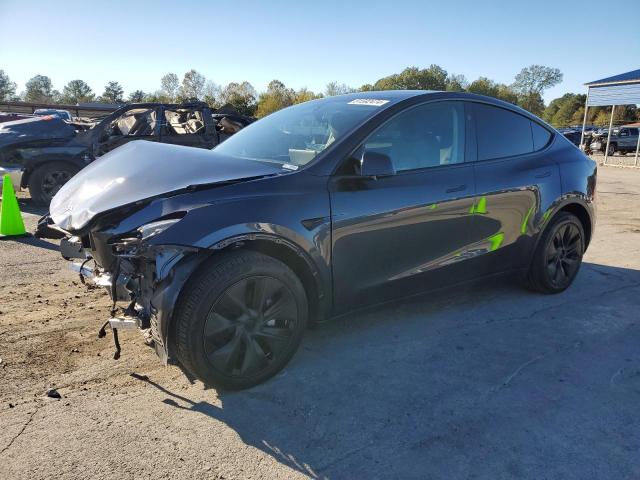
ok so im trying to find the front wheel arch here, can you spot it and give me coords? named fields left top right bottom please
left=162, top=235, right=327, bottom=363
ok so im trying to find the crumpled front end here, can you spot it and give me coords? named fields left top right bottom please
left=60, top=219, right=208, bottom=363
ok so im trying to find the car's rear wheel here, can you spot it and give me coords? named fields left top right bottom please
left=29, top=162, right=78, bottom=206
left=527, top=212, right=584, bottom=294
left=175, top=251, right=308, bottom=390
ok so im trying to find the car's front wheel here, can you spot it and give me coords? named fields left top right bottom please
left=28, top=162, right=78, bottom=206
left=607, top=143, right=616, bottom=156
left=175, top=250, right=308, bottom=390
left=527, top=212, right=585, bottom=294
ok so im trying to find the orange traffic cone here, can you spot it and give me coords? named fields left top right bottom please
left=0, top=174, right=28, bottom=238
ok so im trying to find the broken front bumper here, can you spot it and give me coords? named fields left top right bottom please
left=62, top=235, right=205, bottom=364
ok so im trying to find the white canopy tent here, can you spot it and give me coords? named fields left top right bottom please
left=581, top=68, right=640, bottom=166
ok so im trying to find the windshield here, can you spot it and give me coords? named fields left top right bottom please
left=213, top=96, right=390, bottom=168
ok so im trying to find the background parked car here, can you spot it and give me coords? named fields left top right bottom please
left=562, top=130, right=582, bottom=146
left=34, top=108, right=74, bottom=121
left=0, top=101, right=253, bottom=205
left=590, top=127, right=639, bottom=155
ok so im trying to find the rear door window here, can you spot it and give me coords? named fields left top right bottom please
left=473, top=103, right=533, bottom=160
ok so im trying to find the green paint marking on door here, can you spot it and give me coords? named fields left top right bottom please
left=521, top=206, right=534, bottom=234
left=487, top=232, right=504, bottom=252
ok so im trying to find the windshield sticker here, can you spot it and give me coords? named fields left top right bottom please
left=347, top=99, right=390, bottom=107
left=282, top=163, right=299, bottom=171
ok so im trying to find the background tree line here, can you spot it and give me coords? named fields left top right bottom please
left=0, top=66, right=637, bottom=127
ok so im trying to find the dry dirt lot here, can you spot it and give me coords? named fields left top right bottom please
left=1, top=166, right=639, bottom=479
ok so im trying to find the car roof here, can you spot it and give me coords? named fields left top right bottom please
left=331, top=90, right=539, bottom=119
left=337, top=90, right=435, bottom=101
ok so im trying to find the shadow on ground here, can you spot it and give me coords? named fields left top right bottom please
left=132, top=262, right=640, bottom=479
left=11, top=235, right=59, bottom=252
left=16, top=196, right=48, bottom=217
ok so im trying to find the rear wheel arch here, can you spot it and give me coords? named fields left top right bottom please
left=556, top=203, right=592, bottom=249
left=527, top=211, right=585, bottom=293
left=527, top=201, right=593, bottom=270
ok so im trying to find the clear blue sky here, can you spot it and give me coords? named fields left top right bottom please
left=1, top=0, right=638, bottom=102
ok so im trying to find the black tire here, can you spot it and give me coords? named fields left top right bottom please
left=175, top=250, right=308, bottom=390
left=607, top=143, right=615, bottom=156
left=527, top=212, right=585, bottom=294
left=28, top=162, right=78, bottom=206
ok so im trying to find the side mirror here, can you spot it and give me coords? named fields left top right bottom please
left=360, top=151, right=395, bottom=178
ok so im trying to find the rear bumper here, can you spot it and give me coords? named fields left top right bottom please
left=0, top=165, right=23, bottom=190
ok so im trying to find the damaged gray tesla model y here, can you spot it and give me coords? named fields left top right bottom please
left=42, top=91, right=596, bottom=389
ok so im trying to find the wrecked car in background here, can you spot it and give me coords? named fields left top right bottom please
left=0, top=101, right=253, bottom=205
left=34, top=108, right=74, bottom=121
left=43, top=91, right=596, bottom=390
left=590, top=126, right=640, bottom=156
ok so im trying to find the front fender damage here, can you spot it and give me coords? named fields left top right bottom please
left=145, top=248, right=211, bottom=363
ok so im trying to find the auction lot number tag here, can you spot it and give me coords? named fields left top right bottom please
left=347, top=99, right=390, bottom=106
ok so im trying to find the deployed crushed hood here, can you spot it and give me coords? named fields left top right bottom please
left=50, top=140, right=280, bottom=231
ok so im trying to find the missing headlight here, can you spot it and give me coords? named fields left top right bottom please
left=108, top=213, right=185, bottom=256
left=137, top=218, right=181, bottom=241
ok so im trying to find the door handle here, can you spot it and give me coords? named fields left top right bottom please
left=535, top=171, right=551, bottom=179
left=445, top=184, right=467, bottom=193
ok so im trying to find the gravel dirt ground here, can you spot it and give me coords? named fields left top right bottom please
left=1, top=165, right=639, bottom=479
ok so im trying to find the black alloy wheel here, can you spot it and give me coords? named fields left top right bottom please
left=528, top=212, right=585, bottom=294
left=175, top=251, right=308, bottom=390
left=203, top=276, right=298, bottom=377
left=545, top=222, right=582, bottom=289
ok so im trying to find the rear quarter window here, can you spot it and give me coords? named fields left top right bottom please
left=532, top=122, right=552, bottom=150
left=473, top=103, right=534, bottom=160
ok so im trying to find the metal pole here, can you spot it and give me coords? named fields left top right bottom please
left=604, top=104, right=615, bottom=165
left=635, top=127, right=640, bottom=167
left=580, top=87, right=590, bottom=149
